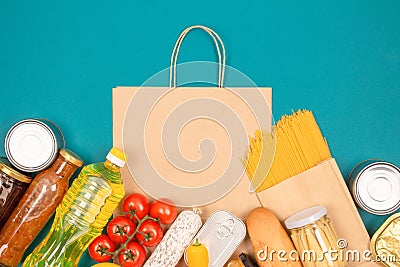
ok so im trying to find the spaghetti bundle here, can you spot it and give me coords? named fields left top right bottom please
left=245, top=110, right=331, bottom=192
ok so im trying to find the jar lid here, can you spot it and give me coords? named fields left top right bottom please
left=354, top=162, right=400, bottom=215
left=285, top=205, right=327, bottom=229
left=106, top=147, right=127, bottom=167
left=0, top=158, right=32, bottom=184
left=59, top=149, right=83, bottom=167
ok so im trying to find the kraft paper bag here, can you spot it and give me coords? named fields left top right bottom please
left=112, top=25, right=271, bottom=265
left=112, top=86, right=270, bottom=265
left=257, top=158, right=380, bottom=267
left=112, top=25, right=272, bottom=220
left=112, top=86, right=271, bottom=219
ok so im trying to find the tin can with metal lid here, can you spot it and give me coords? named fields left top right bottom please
left=184, top=210, right=246, bottom=267
left=348, top=160, right=400, bottom=215
left=4, top=119, right=65, bottom=173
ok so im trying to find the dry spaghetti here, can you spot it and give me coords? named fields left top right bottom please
left=245, top=110, right=331, bottom=192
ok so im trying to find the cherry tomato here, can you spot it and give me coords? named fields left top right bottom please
left=135, top=219, right=164, bottom=247
left=88, top=234, right=117, bottom=262
left=149, top=198, right=178, bottom=224
left=117, top=241, right=146, bottom=267
left=107, top=216, right=137, bottom=244
left=123, top=193, right=150, bottom=220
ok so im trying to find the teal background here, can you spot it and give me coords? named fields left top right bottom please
left=0, top=0, right=399, bottom=266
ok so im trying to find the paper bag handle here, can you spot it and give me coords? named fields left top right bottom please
left=169, top=25, right=226, bottom=88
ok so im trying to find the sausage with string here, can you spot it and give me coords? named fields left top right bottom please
left=143, top=210, right=202, bottom=267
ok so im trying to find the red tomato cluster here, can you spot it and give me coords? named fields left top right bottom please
left=88, top=193, right=178, bottom=267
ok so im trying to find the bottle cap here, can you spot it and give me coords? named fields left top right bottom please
left=59, top=149, right=83, bottom=167
left=285, top=205, right=327, bottom=229
left=106, top=147, right=127, bottom=167
left=0, top=158, right=32, bottom=183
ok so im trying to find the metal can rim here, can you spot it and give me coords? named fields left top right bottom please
left=4, top=119, right=61, bottom=172
left=351, top=161, right=400, bottom=215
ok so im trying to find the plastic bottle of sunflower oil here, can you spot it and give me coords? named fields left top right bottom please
left=22, top=147, right=127, bottom=267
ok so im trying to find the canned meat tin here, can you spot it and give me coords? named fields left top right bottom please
left=348, top=160, right=400, bottom=215
left=370, top=212, right=400, bottom=267
left=185, top=210, right=246, bottom=266
left=4, top=119, right=65, bottom=173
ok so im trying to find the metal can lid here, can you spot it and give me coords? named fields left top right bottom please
left=0, top=158, right=32, bottom=183
left=355, top=162, right=400, bottom=215
left=5, top=119, right=59, bottom=172
left=59, top=149, right=83, bottom=167
left=285, top=205, right=327, bottom=229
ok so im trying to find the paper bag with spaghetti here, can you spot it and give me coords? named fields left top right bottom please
left=245, top=110, right=380, bottom=267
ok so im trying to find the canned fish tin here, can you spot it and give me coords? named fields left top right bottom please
left=4, top=119, right=65, bottom=172
left=348, top=160, right=400, bottom=215
left=185, top=210, right=246, bottom=266
left=370, top=212, right=400, bottom=266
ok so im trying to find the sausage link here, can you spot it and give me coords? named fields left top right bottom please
left=143, top=210, right=202, bottom=267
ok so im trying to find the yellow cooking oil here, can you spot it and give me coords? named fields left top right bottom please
left=22, top=148, right=126, bottom=267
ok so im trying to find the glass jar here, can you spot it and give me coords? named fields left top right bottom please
left=284, top=206, right=346, bottom=267
left=0, top=159, right=32, bottom=231
left=0, top=149, right=83, bottom=267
